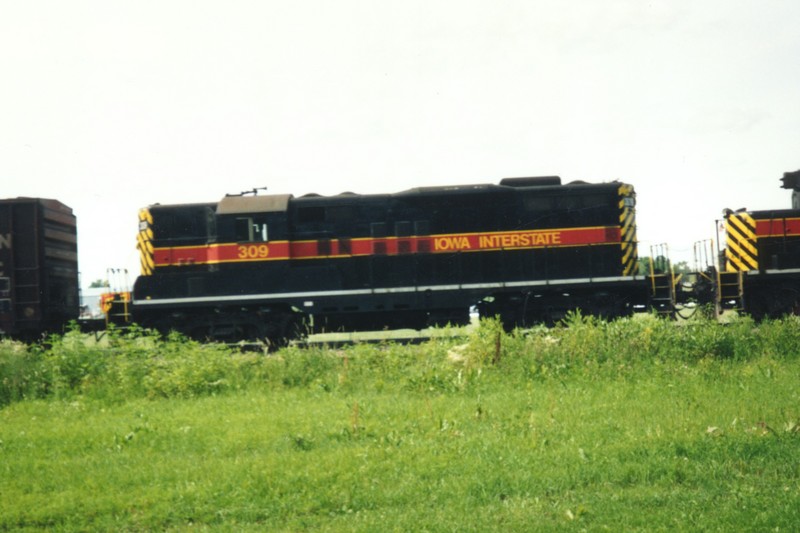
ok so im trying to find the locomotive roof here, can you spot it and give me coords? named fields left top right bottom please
left=398, top=179, right=623, bottom=197
left=146, top=178, right=630, bottom=214
left=397, top=183, right=509, bottom=196
left=744, top=208, right=800, bottom=218
left=281, top=178, right=628, bottom=207
left=216, top=194, right=293, bottom=214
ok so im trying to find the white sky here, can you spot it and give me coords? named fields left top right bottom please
left=2, top=1, right=799, bottom=287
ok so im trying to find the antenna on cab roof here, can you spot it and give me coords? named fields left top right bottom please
left=226, top=186, right=268, bottom=197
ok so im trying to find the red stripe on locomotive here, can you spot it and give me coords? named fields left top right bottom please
left=152, top=226, right=622, bottom=267
left=755, top=217, right=800, bottom=237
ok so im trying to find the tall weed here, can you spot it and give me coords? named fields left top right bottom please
left=0, top=340, right=46, bottom=405
left=496, top=312, right=800, bottom=383
left=3, top=314, right=800, bottom=409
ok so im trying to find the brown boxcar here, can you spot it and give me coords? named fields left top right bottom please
left=0, top=198, right=79, bottom=338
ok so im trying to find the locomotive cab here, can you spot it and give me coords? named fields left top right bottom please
left=216, top=194, right=291, bottom=243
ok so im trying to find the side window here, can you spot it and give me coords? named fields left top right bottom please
left=152, top=206, right=214, bottom=242
left=235, top=217, right=268, bottom=242
left=235, top=218, right=252, bottom=241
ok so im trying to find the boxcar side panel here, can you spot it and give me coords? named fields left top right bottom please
left=0, top=198, right=78, bottom=337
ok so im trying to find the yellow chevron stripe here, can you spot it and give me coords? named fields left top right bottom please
left=622, top=258, right=636, bottom=276
left=725, top=241, right=758, bottom=271
left=140, top=258, right=153, bottom=276
left=620, top=206, right=632, bottom=223
left=622, top=243, right=633, bottom=262
left=738, top=212, right=756, bottom=228
left=621, top=226, right=635, bottom=243
left=622, top=261, right=636, bottom=276
left=726, top=217, right=757, bottom=246
left=137, top=208, right=155, bottom=276
left=139, top=208, right=153, bottom=225
left=727, top=233, right=758, bottom=258
left=623, top=261, right=636, bottom=276
left=621, top=245, right=635, bottom=273
left=726, top=214, right=755, bottom=235
left=725, top=225, right=757, bottom=247
left=726, top=237, right=756, bottom=263
left=725, top=215, right=759, bottom=268
left=618, top=184, right=637, bottom=275
left=725, top=250, right=753, bottom=272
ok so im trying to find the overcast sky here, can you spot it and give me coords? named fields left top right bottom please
left=2, top=1, right=799, bottom=287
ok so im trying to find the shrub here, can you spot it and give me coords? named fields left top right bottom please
left=3, top=313, right=800, bottom=409
left=0, top=340, right=46, bottom=406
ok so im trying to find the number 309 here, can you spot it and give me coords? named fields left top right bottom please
left=238, top=244, right=270, bottom=259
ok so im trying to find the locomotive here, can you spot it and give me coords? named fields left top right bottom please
left=128, top=176, right=647, bottom=343
left=714, top=169, right=800, bottom=318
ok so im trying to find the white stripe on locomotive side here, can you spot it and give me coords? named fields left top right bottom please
left=134, top=275, right=644, bottom=307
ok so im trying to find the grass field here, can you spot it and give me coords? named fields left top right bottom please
left=2, top=314, right=800, bottom=531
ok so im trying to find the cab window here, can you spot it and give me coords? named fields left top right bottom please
left=235, top=217, right=268, bottom=242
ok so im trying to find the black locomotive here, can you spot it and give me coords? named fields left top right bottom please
left=714, top=170, right=800, bottom=318
left=129, top=176, right=645, bottom=342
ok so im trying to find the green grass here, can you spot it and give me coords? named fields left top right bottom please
left=2, top=315, right=800, bottom=531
